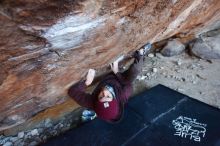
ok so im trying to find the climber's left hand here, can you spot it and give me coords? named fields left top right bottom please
left=110, top=61, right=119, bottom=74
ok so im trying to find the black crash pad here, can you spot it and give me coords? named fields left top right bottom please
left=43, top=84, right=220, bottom=146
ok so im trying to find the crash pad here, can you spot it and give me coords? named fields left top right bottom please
left=43, top=84, right=220, bottom=146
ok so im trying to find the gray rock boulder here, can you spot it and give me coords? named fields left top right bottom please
left=3, top=142, right=13, bottom=146
left=161, top=39, right=185, bottom=57
left=29, top=141, right=38, bottom=146
left=31, top=129, right=39, bottom=136
left=18, top=132, right=25, bottom=139
left=190, top=35, right=220, bottom=59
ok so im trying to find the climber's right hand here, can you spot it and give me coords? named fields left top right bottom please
left=85, top=69, right=96, bottom=86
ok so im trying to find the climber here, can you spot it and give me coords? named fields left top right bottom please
left=68, top=43, right=152, bottom=122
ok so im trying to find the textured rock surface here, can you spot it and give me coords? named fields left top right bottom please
left=161, top=39, right=185, bottom=57
left=190, top=35, right=220, bottom=59
left=0, top=0, right=220, bottom=130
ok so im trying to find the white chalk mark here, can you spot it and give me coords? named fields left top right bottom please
left=43, top=15, right=107, bottom=50
left=172, top=116, right=207, bottom=142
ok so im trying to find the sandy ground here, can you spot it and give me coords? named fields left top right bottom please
left=132, top=52, right=220, bottom=109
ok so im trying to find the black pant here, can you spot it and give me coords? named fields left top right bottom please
left=122, top=52, right=144, bottom=83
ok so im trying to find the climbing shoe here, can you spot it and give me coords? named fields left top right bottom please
left=139, top=43, right=152, bottom=56
left=81, top=109, right=97, bottom=122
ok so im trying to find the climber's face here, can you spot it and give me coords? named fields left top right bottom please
left=98, top=88, right=113, bottom=102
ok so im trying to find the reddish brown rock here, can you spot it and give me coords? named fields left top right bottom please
left=0, top=0, right=220, bottom=131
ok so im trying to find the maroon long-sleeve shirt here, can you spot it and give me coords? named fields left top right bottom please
left=68, top=72, right=133, bottom=118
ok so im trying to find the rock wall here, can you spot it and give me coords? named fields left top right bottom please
left=0, top=0, right=220, bottom=131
